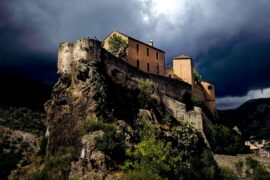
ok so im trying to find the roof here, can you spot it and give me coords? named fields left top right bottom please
left=174, top=54, right=192, bottom=60
left=104, top=31, right=165, bottom=53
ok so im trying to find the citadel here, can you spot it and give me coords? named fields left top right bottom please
left=103, top=31, right=216, bottom=113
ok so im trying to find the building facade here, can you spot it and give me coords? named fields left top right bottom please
left=104, top=31, right=165, bottom=75
left=104, top=31, right=216, bottom=113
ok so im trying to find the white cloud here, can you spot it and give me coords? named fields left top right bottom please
left=217, top=88, right=270, bottom=110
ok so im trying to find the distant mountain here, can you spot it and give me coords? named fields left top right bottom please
left=218, top=98, right=270, bottom=139
left=0, top=75, right=53, bottom=111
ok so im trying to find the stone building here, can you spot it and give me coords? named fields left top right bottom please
left=104, top=31, right=216, bottom=113
left=104, top=31, right=165, bottom=75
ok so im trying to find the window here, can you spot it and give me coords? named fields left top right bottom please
left=137, top=44, right=139, bottom=53
left=208, top=86, right=213, bottom=90
left=147, top=48, right=149, bottom=56
left=137, top=60, right=140, bottom=68
left=156, top=52, right=159, bottom=59
left=156, top=64, right=159, bottom=74
left=147, top=63, right=150, bottom=71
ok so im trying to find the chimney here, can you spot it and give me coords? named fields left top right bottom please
left=149, top=40, right=153, bottom=46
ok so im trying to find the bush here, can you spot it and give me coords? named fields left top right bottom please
left=30, top=146, right=75, bottom=180
left=138, top=79, right=154, bottom=108
left=122, top=169, right=162, bottom=180
left=208, top=125, right=244, bottom=154
left=95, top=128, right=125, bottom=160
left=79, top=118, right=114, bottom=136
left=125, top=136, right=174, bottom=177
left=246, top=157, right=270, bottom=180
left=37, top=137, right=47, bottom=156
left=221, top=166, right=238, bottom=180
left=193, top=68, right=202, bottom=84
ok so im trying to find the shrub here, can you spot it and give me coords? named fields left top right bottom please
left=193, top=68, right=202, bottom=84
left=95, top=128, right=125, bottom=160
left=138, top=79, right=154, bottom=108
left=30, top=146, right=75, bottom=180
left=221, top=166, right=238, bottom=180
left=208, top=124, right=244, bottom=154
left=246, top=157, right=259, bottom=169
left=246, top=157, right=270, bottom=180
left=37, top=137, right=47, bottom=156
left=79, top=118, right=113, bottom=136
left=122, top=169, right=162, bottom=180
left=125, top=136, right=174, bottom=177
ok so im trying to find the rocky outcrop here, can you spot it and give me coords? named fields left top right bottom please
left=45, top=38, right=194, bottom=156
left=8, top=38, right=217, bottom=179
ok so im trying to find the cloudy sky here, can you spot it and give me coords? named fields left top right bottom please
left=1, top=0, right=270, bottom=109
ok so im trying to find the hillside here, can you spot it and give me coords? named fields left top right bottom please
left=0, top=107, right=45, bottom=179
left=218, top=98, right=270, bottom=138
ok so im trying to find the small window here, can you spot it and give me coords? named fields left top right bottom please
left=156, top=52, right=159, bottom=59
left=137, top=60, right=140, bottom=68
left=136, top=44, right=139, bottom=53
left=147, top=63, right=150, bottom=71
left=208, top=86, right=213, bottom=90
left=147, top=48, right=149, bottom=56
left=156, top=64, right=159, bottom=74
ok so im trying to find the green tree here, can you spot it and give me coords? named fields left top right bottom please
left=108, top=34, right=128, bottom=60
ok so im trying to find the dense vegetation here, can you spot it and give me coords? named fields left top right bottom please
left=124, top=120, right=220, bottom=179
left=207, top=124, right=246, bottom=155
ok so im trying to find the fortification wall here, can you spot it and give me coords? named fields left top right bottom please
left=57, top=38, right=191, bottom=104
left=101, top=46, right=191, bottom=102
left=162, top=95, right=203, bottom=132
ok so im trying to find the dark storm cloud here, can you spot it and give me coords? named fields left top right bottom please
left=1, top=0, right=270, bottom=102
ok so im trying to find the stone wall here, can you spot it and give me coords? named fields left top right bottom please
left=162, top=95, right=203, bottom=132
left=102, top=48, right=191, bottom=102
